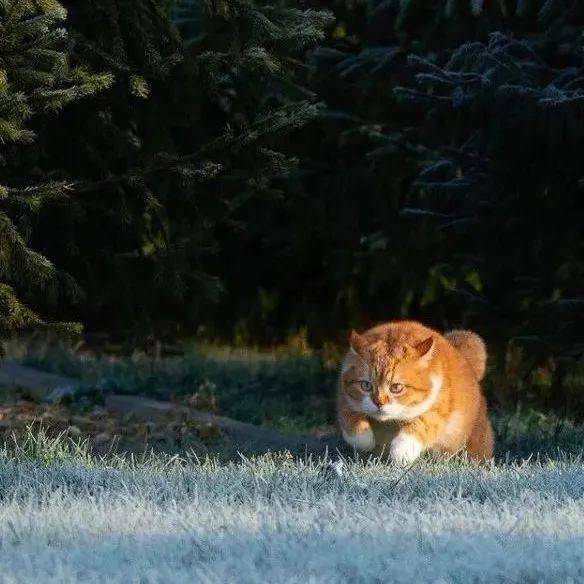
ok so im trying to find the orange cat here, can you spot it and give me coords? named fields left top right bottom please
left=337, top=320, right=493, bottom=464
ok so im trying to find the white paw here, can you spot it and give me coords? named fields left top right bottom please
left=342, top=428, right=375, bottom=452
left=390, top=434, right=423, bottom=465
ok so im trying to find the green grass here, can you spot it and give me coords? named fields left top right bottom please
left=26, top=345, right=337, bottom=432
left=23, top=345, right=584, bottom=454
left=22, top=344, right=584, bottom=458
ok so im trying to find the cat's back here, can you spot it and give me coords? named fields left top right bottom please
left=363, top=319, right=440, bottom=345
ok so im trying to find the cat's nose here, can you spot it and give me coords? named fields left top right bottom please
left=371, top=394, right=387, bottom=408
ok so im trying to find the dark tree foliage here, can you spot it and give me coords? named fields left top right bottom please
left=0, top=0, right=111, bottom=339
left=205, top=0, right=584, bottom=410
left=26, top=0, right=332, bottom=342
left=398, top=27, right=584, bottom=408
left=206, top=0, right=528, bottom=343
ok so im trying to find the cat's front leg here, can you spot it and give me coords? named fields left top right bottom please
left=389, top=416, right=442, bottom=465
left=389, top=431, right=424, bottom=466
left=339, top=409, right=376, bottom=452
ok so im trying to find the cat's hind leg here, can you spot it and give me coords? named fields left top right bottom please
left=466, top=396, right=494, bottom=460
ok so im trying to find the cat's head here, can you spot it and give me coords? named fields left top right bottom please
left=340, top=329, right=443, bottom=421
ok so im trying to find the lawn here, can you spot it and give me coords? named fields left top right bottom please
left=0, top=428, right=583, bottom=583
left=25, top=344, right=337, bottom=433
left=21, top=342, right=584, bottom=460
left=1, top=345, right=583, bottom=582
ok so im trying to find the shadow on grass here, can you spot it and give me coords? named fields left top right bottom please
left=2, top=530, right=584, bottom=582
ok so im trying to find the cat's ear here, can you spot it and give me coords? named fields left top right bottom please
left=349, top=330, right=368, bottom=353
left=413, top=336, right=434, bottom=366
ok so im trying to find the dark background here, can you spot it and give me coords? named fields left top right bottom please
left=2, top=0, right=583, bottom=414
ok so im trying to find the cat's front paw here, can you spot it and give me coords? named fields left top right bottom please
left=390, top=433, right=423, bottom=465
left=342, top=427, right=375, bottom=452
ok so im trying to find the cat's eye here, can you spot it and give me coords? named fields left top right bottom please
left=359, top=380, right=373, bottom=392
left=390, top=382, right=405, bottom=394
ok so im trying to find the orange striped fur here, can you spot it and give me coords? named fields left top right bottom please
left=337, top=320, right=493, bottom=464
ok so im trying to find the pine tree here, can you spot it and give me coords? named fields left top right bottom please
left=23, top=0, right=332, bottom=342
left=209, top=0, right=499, bottom=342
left=396, top=23, right=584, bottom=403
left=0, top=0, right=111, bottom=339
left=208, top=0, right=584, bottom=408
left=286, top=0, right=583, bottom=405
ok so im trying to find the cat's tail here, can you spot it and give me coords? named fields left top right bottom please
left=444, top=329, right=487, bottom=381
